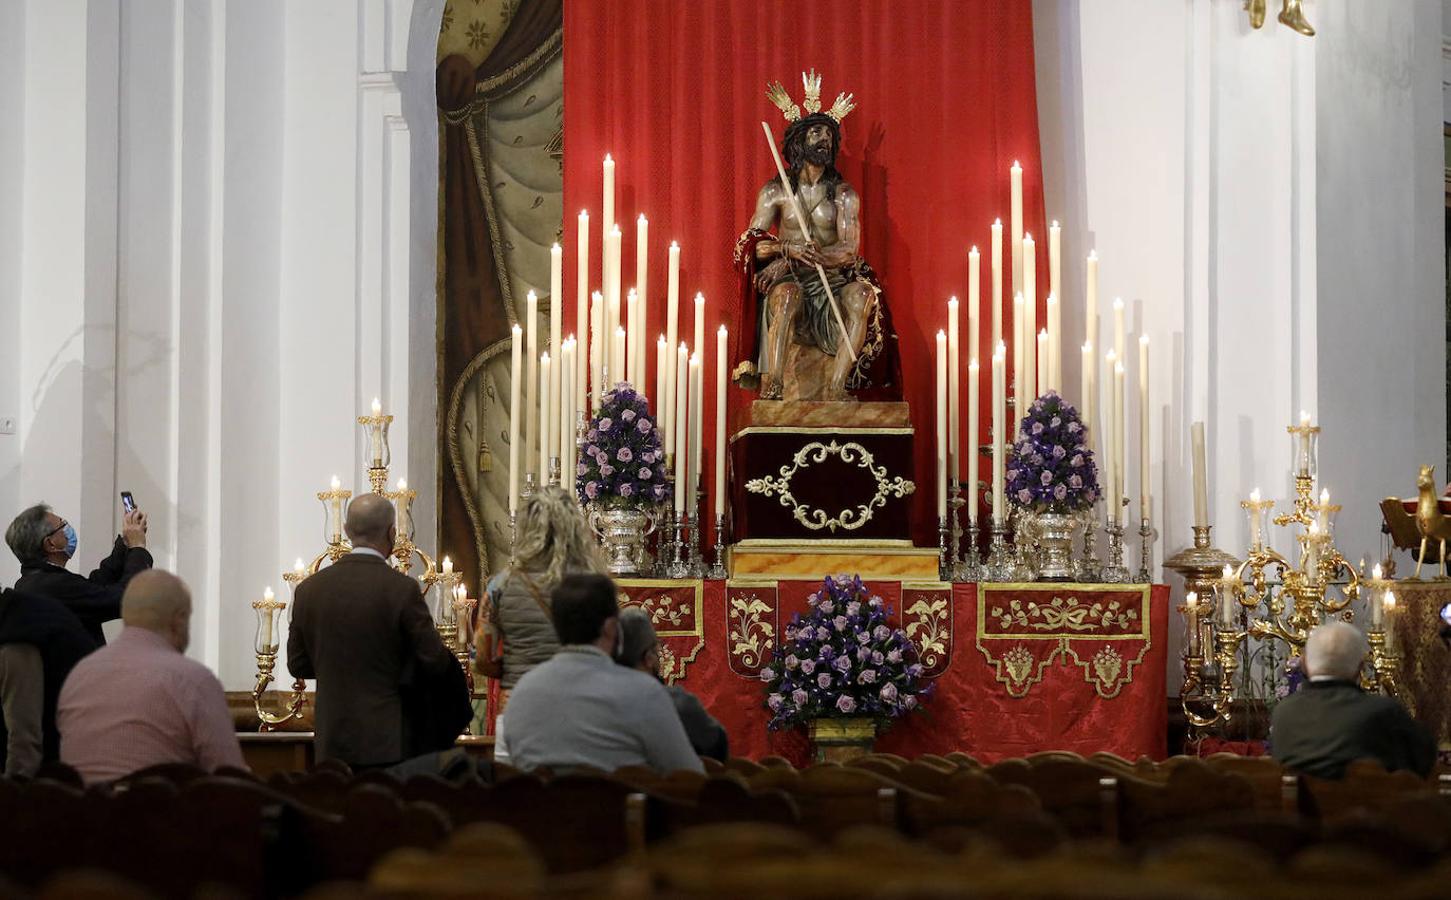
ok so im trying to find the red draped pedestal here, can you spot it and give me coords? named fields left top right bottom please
left=615, top=580, right=1169, bottom=766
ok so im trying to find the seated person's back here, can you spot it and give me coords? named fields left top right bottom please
left=504, top=574, right=704, bottom=775
left=287, top=493, right=464, bottom=768
left=1271, top=620, right=1434, bottom=779
left=58, top=570, right=245, bottom=784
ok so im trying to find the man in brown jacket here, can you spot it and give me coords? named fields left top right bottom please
left=287, top=494, right=468, bottom=768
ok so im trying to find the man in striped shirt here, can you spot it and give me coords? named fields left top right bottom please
left=57, top=570, right=245, bottom=784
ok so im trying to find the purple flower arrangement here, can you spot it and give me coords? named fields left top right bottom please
left=761, top=575, right=930, bottom=731
left=1006, top=391, right=1101, bottom=514
left=576, top=383, right=669, bottom=507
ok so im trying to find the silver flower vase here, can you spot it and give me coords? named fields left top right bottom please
left=1029, top=511, right=1080, bottom=581
left=586, top=503, right=656, bottom=576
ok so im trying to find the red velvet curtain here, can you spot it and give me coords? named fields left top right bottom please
left=563, top=0, right=1048, bottom=545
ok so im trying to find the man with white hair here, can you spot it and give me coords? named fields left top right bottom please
left=1270, top=620, right=1433, bottom=779
left=56, top=570, right=245, bottom=783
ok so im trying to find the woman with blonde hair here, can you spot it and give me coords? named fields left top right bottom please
left=473, top=486, right=607, bottom=694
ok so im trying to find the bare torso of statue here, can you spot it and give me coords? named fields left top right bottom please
left=735, top=74, right=898, bottom=403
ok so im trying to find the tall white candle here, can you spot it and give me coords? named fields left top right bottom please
left=1113, top=296, right=1125, bottom=363
left=369, top=397, right=384, bottom=464
left=936, top=330, right=948, bottom=522
left=1036, top=330, right=1047, bottom=393
left=947, top=296, right=960, bottom=487
left=967, top=358, right=980, bottom=524
left=992, top=343, right=1006, bottom=524
left=525, top=290, right=539, bottom=476
left=590, top=291, right=604, bottom=407
left=665, top=243, right=680, bottom=459
left=1012, top=292, right=1024, bottom=403
left=693, top=292, right=706, bottom=390
left=674, top=343, right=688, bottom=511
left=602, top=154, right=615, bottom=237
left=1085, top=251, right=1099, bottom=451
left=1138, top=335, right=1150, bottom=521
left=550, top=244, right=563, bottom=431
left=991, top=220, right=1003, bottom=350
left=1049, top=221, right=1061, bottom=306
left=1023, top=232, right=1037, bottom=403
left=1104, top=350, right=1118, bottom=526
left=1010, top=161, right=1023, bottom=298
left=1191, top=422, right=1209, bottom=529
left=636, top=214, right=649, bottom=388
left=538, top=353, right=551, bottom=480
left=1047, top=294, right=1061, bottom=392
left=715, top=325, right=728, bottom=521
left=655, top=335, right=668, bottom=432
left=968, top=247, right=981, bottom=369
left=689, top=353, right=702, bottom=508
left=625, top=288, right=638, bottom=388
left=576, top=211, right=590, bottom=422
left=1080, top=342, right=1093, bottom=450
left=608, top=226, right=623, bottom=379
left=1114, top=358, right=1126, bottom=527
left=508, top=325, right=522, bottom=514
left=560, top=339, right=575, bottom=489
left=613, top=327, right=626, bottom=387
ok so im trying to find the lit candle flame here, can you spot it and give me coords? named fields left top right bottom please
left=1186, top=592, right=1197, bottom=610
left=1300, top=410, right=1311, bottom=426
left=1384, top=591, right=1397, bottom=612
left=1250, top=487, right=1261, bottom=503
left=293, top=558, right=305, bottom=574
left=397, top=479, right=407, bottom=491
left=263, top=587, right=275, bottom=602
left=1372, top=563, right=1383, bottom=580
left=371, top=397, right=381, bottom=416
left=330, top=475, right=341, bottom=490
left=441, top=556, right=453, bottom=575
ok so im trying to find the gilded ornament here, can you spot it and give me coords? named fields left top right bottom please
left=744, top=439, right=915, bottom=532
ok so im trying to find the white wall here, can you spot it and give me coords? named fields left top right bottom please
left=1036, top=0, right=1445, bottom=689
left=0, top=0, right=442, bottom=689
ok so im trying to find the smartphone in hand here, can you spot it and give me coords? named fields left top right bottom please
left=120, top=491, right=137, bottom=514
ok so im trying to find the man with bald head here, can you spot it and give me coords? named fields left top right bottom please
left=57, top=570, right=244, bottom=783
left=287, top=493, right=467, bottom=768
left=1271, top=620, right=1434, bottom=779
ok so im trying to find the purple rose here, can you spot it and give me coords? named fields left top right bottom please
left=902, top=695, right=918, bottom=710
left=1069, top=474, right=1083, bottom=489
left=800, top=659, right=816, bottom=675
left=619, top=483, right=635, bottom=497
left=1006, top=468, right=1020, bottom=482
left=817, top=672, right=833, bottom=689
left=859, top=669, right=877, bottom=684
left=806, top=594, right=819, bottom=608
left=879, top=682, right=899, bottom=703
left=600, top=463, right=615, bottom=477
left=759, top=666, right=776, bottom=682
left=636, top=418, right=651, bottom=434
left=652, top=484, right=666, bottom=500
left=887, top=649, right=903, bottom=664
left=856, top=646, right=871, bottom=662
left=785, top=654, right=800, bottom=670
left=1070, top=454, right=1084, bottom=467
left=1068, top=421, right=1082, bottom=433
left=816, top=626, right=832, bottom=641
left=577, top=463, right=588, bottom=476
left=1017, top=488, right=1033, bottom=504
left=586, top=444, right=600, bottom=457
left=638, top=467, right=653, bottom=480
left=1040, top=471, right=1053, bottom=486
left=584, top=481, right=599, bottom=499
left=871, top=651, right=884, bottom=666
left=833, top=655, right=852, bottom=673
left=819, top=600, right=834, bottom=615
left=1050, top=416, right=1061, bottom=428
left=873, top=625, right=891, bottom=641
left=869, top=596, right=883, bottom=608
left=833, top=615, right=849, bottom=632
left=598, top=418, right=613, bottom=432
left=1053, top=484, right=1068, bottom=501
left=1031, top=453, right=1045, bottom=466
left=907, top=663, right=924, bottom=677
left=616, top=446, right=633, bottom=462
left=835, top=695, right=857, bottom=714
left=621, top=408, right=636, bottom=422
left=1052, top=445, right=1066, bottom=459
left=846, top=601, right=861, bottom=617
left=792, top=688, right=809, bottom=706
left=767, top=693, right=783, bottom=711
left=1031, top=422, right=1044, bottom=435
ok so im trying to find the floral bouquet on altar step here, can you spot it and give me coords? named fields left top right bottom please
left=1007, top=391, right=1101, bottom=580
left=760, top=575, right=930, bottom=737
left=577, top=384, right=669, bottom=576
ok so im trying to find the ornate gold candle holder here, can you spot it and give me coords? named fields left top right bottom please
left=358, top=398, right=394, bottom=493
left=252, top=582, right=306, bottom=730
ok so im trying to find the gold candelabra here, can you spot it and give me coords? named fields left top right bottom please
left=1176, top=417, right=1398, bottom=734
left=250, top=400, right=458, bottom=730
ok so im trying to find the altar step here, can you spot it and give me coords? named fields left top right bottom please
left=728, top=539, right=940, bottom=580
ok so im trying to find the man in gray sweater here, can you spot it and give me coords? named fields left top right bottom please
left=503, top=574, right=704, bottom=775
left=616, top=607, right=729, bottom=762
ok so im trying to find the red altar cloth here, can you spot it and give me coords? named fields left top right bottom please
left=619, top=580, right=1168, bottom=766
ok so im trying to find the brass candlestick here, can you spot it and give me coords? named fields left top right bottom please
left=1164, top=525, right=1241, bottom=601
left=1136, top=517, right=1154, bottom=583
left=937, top=516, right=951, bottom=581
left=708, top=513, right=728, bottom=579
left=252, top=581, right=306, bottom=730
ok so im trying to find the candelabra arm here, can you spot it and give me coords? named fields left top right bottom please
left=252, top=653, right=307, bottom=731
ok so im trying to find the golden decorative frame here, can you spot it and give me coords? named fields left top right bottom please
left=744, top=439, right=915, bottom=532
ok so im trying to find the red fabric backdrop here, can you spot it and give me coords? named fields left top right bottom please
left=563, top=1, right=1049, bottom=546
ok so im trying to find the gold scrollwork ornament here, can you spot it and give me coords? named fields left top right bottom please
left=744, top=440, right=915, bottom=532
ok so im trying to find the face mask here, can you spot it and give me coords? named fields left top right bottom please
left=61, top=523, right=78, bottom=559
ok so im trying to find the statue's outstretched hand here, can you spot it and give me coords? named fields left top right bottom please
left=756, top=258, right=789, bottom=293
